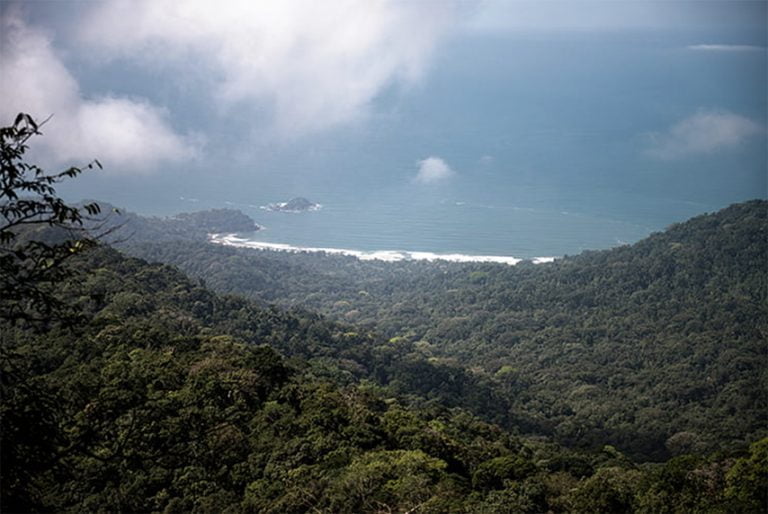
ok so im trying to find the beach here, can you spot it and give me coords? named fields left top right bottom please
left=209, top=233, right=557, bottom=266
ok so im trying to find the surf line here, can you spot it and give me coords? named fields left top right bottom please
left=209, top=233, right=556, bottom=266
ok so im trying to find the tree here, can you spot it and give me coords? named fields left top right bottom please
left=724, top=438, right=768, bottom=511
left=0, top=113, right=102, bottom=325
left=0, top=113, right=103, bottom=509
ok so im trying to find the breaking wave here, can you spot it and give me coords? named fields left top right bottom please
left=209, top=233, right=556, bottom=266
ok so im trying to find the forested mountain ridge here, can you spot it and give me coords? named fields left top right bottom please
left=1, top=246, right=533, bottom=512
left=126, top=200, right=768, bottom=460
left=4, top=243, right=766, bottom=513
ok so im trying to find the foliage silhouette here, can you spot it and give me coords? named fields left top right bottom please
left=0, top=113, right=103, bottom=326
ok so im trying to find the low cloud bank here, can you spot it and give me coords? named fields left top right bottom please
left=0, top=15, right=196, bottom=172
left=647, top=110, right=763, bottom=159
left=77, top=0, right=459, bottom=137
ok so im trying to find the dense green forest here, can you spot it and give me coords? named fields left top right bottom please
left=5, top=245, right=766, bottom=512
left=2, top=115, right=766, bottom=512
left=125, top=201, right=768, bottom=462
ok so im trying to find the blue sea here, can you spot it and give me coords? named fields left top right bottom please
left=62, top=30, right=766, bottom=261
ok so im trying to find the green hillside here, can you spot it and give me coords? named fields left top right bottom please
left=127, top=200, right=768, bottom=461
left=2, top=114, right=765, bottom=511
left=4, top=244, right=766, bottom=512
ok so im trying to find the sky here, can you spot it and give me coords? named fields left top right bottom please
left=0, top=0, right=766, bottom=225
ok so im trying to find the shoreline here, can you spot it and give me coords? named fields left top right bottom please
left=209, top=233, right=557, bottom=266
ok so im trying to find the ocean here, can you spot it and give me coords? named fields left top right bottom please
left=205, top=195, right=652, bottom=261
left=61, top=29, right=766, bottom=261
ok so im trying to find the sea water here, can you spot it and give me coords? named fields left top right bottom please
left=64, top=30, right=766, bottom=262
left=205, top=192, right=654, bottom=261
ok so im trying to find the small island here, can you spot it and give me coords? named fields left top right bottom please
left=265, top=197, right=321, bottom=213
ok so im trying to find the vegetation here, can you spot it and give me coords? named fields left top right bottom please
left=127, top=200, right=768, bottom=461
left=2, top=114, right=765, bottom=512
left=96, top=202, right=259, bottom=244
left=0, top=113, right=102, bottom=325
left=4, top=244, right=765, bottom=513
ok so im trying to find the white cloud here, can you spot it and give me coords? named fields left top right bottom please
left=76, top=0, right=458, bottom=137
left=0, top=15, right=196, bottom=173
left=414, top=156, right=454, bottom=184
left=687, top=44, right=765, bottom=52
left=647, top=110, right=764, bottom=159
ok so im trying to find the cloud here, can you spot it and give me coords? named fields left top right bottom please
left=0, top=14, right=196, bottom=172
left=647, top=110, right=764, bottom=159
left=414, top=156, right=454, bottom=184
left=76, top=0, right=459, bottom=137
left=466, top=1, right=767, bottom=32
left=687, top=44, right=765, bottom=52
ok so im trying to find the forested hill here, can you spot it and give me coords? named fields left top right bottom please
left=0, top=245, right=572, bottom=512
left=4, top=242, right=766, bottom=513
left=94, top=201, right=260, bottom=243
left=127, top=200, right=768, bottom=460
left=3, top=202, right=766, bottom=511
